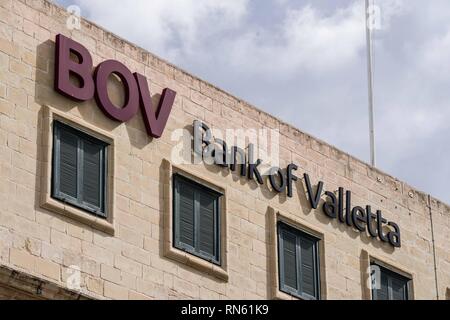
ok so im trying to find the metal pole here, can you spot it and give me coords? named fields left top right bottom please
left=428, top=195, right=440, bottom=300
left=365, top=0, right=376, bottom=167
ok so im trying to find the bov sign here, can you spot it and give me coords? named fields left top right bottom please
left=54, top=34, right=176, bottom=138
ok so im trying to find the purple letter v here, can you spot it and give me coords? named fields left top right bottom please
left=134, top=72, right=176, bottom=138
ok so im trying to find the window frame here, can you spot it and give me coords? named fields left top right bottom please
left=277, top=222, right=321, bottom=300
left=52, top=120, right=108, bottom=218
left=371, top=263, right=411, bottom=300
left=172, top=173, right=222, bottom=265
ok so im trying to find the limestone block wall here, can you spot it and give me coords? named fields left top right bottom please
left=0, top=0, right=448, bottom=299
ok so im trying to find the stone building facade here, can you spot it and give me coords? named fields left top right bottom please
left=0, top=0, right=448, bottom=300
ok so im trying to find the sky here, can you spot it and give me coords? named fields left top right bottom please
left=53, top=0, right=450, bottom=204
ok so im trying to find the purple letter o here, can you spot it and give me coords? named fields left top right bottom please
left=94, top=60, right=139, bottom=122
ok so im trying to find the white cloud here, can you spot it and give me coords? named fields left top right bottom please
left=71, top=0, right=402, bottom=77
left=374, top=0, right=406, bottom=30
left=227, top=3, right=365, bottom=76
left=72, top=0, right=249, bottom=60
left=226, top=0, right=407, bottom=77
left=419, top=29, right=450, bottom=80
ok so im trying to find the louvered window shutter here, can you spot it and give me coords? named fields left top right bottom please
left=376, top=271, right=390, bottom=300
left=82, top=139, right=103, bottom=210
left=176, top=180, right=195, bottom=248
left=278, top=223, right=320, bottom=300
left=52, top=121, right=108, bottom=218
left=281, top=230, right=298, bottom=291
left=391, top=277, right=407, bottom=300
left=300, top=237, right=316, bottom=298
left=58, top=127, right=78, bottom=199
left=173, top=175, right=221, bottom=264
left=198, top=192, right=216, bottom=257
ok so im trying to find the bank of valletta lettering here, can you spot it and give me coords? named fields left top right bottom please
left=194, top=120, right=401, bottom=248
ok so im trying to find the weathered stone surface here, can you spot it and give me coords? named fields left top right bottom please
left=0, top=0, right=448, bottom=300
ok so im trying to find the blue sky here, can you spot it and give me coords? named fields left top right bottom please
left=54, top=0, right=450, bottom=204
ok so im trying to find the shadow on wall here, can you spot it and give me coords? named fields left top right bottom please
left=360, top=250, right=371, bottom=300
left=265, top=206, right=275, bottom=299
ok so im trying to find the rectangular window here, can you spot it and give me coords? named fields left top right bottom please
left=371, top=263, right=411, bottom=300
left=277, top=222, right=320, bottom=300
left=52, top=121, right=108, bottom=218
left=173, top=174, right=221, bottom=265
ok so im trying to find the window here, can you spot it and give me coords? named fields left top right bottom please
left=277, top=222, right=320, bottom=300
left=173, top=174, right=221, bottom=265
left=52, top=121, right=108, bottom=218
left=371, top=264, right=411, bottom=300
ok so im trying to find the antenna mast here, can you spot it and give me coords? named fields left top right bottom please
left=365, top=0, right=376, bottom=167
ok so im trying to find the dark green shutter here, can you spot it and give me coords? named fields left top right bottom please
left=391, top=277, right=407, bottom=300
left=278, top=223, right=320, bottom=299
left=82, top=140, right=102, bottom=208
left=173, top=175, right=221, bottom=264
left=198, top=192, right=215, bottom=257
left=59, top=128, right=78, bottom=198
left=282, top=230, right=298, bottom=290
left=300, top=237, right=316, bottom=297
left=52, top=121, right=108, bottom=218
left=178, top=183, right=195, bottom=248
left=377, top=272, right=389, bottom=300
